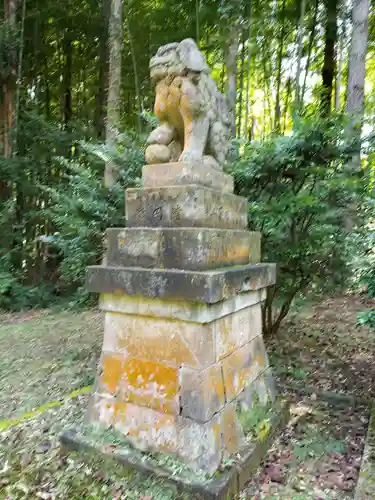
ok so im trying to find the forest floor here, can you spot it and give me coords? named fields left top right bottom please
left=0, top=295, right=374, bottom=499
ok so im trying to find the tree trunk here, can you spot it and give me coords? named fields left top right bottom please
left=274, top=0, right=286, bottom=133
left=105, top=0, right=123, bottom=187
left=347, top=0, right=370, bottom=117
left=335, top=22, right=345, bottom=110
left=244, top=0, right=252, bottom=138
left=237, top=32, right=246, bottom=137
left=321, top=0, right=338, bottom=116
left=283, top=77, right=291, bottom=134
left=225, top=17, right=241, bottom=137
left=293, top=0, right=306, bottom=116
left=0, top=0, right=17, bottom=203
left=14, top=0, right=25, bottom=152
left=195, top=0, right=200, bottom=43
left=2, top=0, right=17, bottom=159
left=346, top=0, right=370, bottom=181
left=301, top=0, right=318, bottom=107
left=95, top=0, right=109, bottom=140
left=62, top=34, right=73, bottom=128
left=125, top=2, right=142, bottom=135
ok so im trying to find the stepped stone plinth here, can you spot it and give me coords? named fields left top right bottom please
left=84, top=162, right=280, bottom=475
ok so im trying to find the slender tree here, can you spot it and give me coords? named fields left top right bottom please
left=2, top=0, right=18, bottom=159
left=301, top=0, right=319, bottom=107
left=195, top=0, right=200, bottom=43
left=347, top=0, right=370, bottom=118
left=293, top=0, right=306, bottom=116
left=335, top=5, right=346, bottom=110
left=95, top=0, right=109, bottom=139
left=321, top=0, right=338, bottom=116
left=221, top=0, right=242, bottom=136
left=274, top=0, right=286, bottom=133
left=105, top=0, right=123, bottom=187
left=244, top=0, right=252, bottom=138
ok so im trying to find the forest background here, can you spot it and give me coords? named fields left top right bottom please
left=0, top=0, right=374, bottom=334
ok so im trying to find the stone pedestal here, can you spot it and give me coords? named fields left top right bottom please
left=85, top=163, right=278, bottom=476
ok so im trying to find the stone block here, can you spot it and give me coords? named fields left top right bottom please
left=86, top=263, right=277, bottom=303
left=100, top=353, right=124, bottom=394
left=239, top=367, right=276, bottom=409
left=119, top=358, right=179, bottom=414
left=220, top=403, right=245, bottom=459
left=179, top=365, right=225, bottom=422
left=89, top=393, right=116, bottom=429
left=99, top=289, right=267, bottom=324
left=62, top=400, right=290, bottom=497
left=106, top=227, right=260, bottom=271
left=221, top=336, right=269, bottom=402
left=92, top=397, right=223, bottom=475
left=177, top=413, right=222, bottom=475
left=104, top=312, right=215, bottom=368
left=252, top=335, right=270, bottom=372
left=142, top=162, right=234, bottom=193
left=114, top=402, right=178, bottom=454
left=125, top=185, right=247, bottom=230
left=214, top=303, right=262, bottom=361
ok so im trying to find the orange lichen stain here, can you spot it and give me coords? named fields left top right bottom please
left=112, top=314, right=199, bottom=367
left=101, top=354, right=124, bottom=393
left=216, top=316, right=234, bottom=360
left=213, top=422, right=221, bottom=446
left=121, top=359, right=179, bottom=413
left=206, top=365, right=226, bottom=405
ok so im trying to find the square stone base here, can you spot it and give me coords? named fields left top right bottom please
left=60, top=400, right=290, bottom=499
left=87, top=291, right=278, bottom=474
left=142, top=162, right=234, bottom=193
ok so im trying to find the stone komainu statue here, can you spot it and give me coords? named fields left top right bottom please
left=145, top=39, right=232, bottom=170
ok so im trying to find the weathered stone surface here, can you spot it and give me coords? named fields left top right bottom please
left=179, top=365, right=225, bottom=422
left=61, top=400, right=290, bottom=498
left=98, top=354, right=180, bottom=413
left=214, top=303, right=262, bottom=361
left=146, top=39, right=231, bottom=170
left=221, top=337, right=269, bottom=402
left=89, top=393, right=116, bottom=428
left=119, top=358, right=179, bottom=414
left=146, top=123, right=174, bottom=146
left=104, top=311, right=215, bottom=368
left=106, top=227, right=260, bottom=270
left=99, top=289, right=267, bottom=324
left=145, top=144, right=171, bottom=164
left=220, top=403, right=245, bottom=459
left=90, top=394, right=223, bottom=475
left=142, top=162, right=234, bottom=193
left=177, top=413, right=222, bottom=475
left=239, top=367, right=276, bottom=410
left=125, top=185, right=247, bottom=230
left=86, top=263, right=277, bottom=303
left=99, top=353, right=123, bottom=394
left=114, top=402, right=178, bottom=453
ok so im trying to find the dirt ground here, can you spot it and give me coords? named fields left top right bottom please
left=0, top=295, right=374, bottom=499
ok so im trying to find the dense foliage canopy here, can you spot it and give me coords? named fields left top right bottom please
left=0, top=0, right=374, bottom=332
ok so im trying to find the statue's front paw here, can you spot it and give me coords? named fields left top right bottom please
left=179, top=150, right=202, bottom=164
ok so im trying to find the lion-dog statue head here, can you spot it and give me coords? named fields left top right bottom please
left=145, top=39, right=232, bottom=170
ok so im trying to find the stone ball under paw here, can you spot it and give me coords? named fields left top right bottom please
left=145, top=144, right=171, bottom=164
